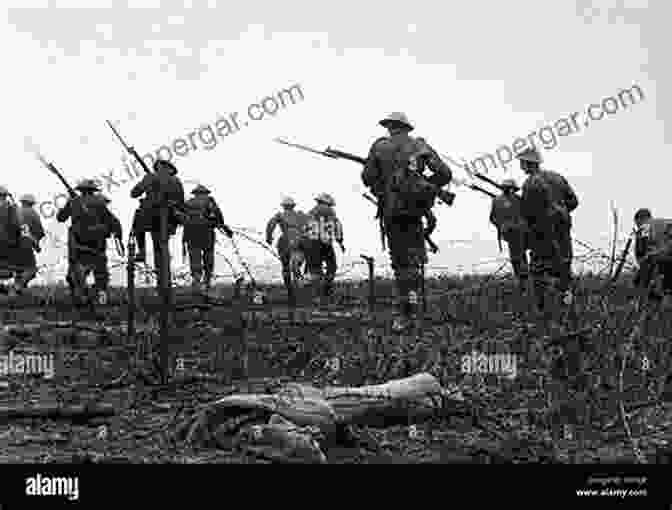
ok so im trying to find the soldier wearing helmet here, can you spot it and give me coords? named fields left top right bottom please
left=361, top=112, right=453, bottom=331
left=632, top=208, right=672, bottom=302
left=519, top=147, right=579, bottom=309
left=130, top=158, right=185, bottom=281
left=0, top=185, right=22, bottom=294
left=183, top=184, right=232, bottom=292
left=303, top=193, right=345, bottom=302
left=489, top=178, right=529, bottom=291
left=266, top=196, right=309, bottom=301
left=56, top=179, right=118, bottom=306
left=12, top=193, right=46, bottom=294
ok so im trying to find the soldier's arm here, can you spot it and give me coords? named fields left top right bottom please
left=212, top=201, right=226, bottom=227
left=489, top=200, right=498, bottom=227
left=130, top=176, right=149, bottom=198
left=56, top=200, right=72, bottom=223
left=334, top=217, right=344, bottom=244
left=420, top=141, right=452, bottom=188
left=266, top=213, right=280, bottom=243
left=33, top=213, right=46, bottom=242
left=361, top=140, right=382, bottom=189
left=110, top=212, right=123, bottom=239
left=560, top=174, right=579, bottom=212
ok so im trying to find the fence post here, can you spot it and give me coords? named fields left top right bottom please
left=126, top=236, right=136, bottom=343
left=158, top=204, right=172, bottom=384
left=361, top=255, right=375, bottom=313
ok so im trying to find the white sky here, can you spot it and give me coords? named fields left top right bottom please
left=2, top=0, right=668, bottom=284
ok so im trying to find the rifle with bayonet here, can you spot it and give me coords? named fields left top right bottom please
left=106, top=120, right=152, bottom=175
left=362, top=193, right=439, bottom=253
left=273, top=137, right=456, bottom=207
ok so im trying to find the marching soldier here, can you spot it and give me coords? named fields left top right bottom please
left=632, top=208, right=672, bottom=304
left=519, top=147, right=578, bottom=309
left=0, top=186, right=21, bottom=294
left=130, top=159, right=185, bottom=282
left=489, top=179, right=529, bottom=292
left=266, top=196, right=309, bottom=301
left=13, top=194, right=46, bottom=294
left=183, top=184, right=232, bottom=292
left=57, top=179, right=115, bottom=306
left=362, top=112, right=453, bottom=331
left=303, top=193, right=344, bottom=302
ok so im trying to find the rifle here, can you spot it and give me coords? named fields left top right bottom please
left=106, top=120, right=152, bottom=175
left=469, top=183, right=498, bottom=199
left=362, top=193, right=439, bottom=253
left=612, top=230, right=635, bottom=283
left=32, top=151, right=78, bottom=200
left=274, top=137, right=456, bottom=207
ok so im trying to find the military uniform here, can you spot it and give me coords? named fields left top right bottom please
left=266, top=197, right=309, bottom=299
left=303, top=193, right=344, bottom=299
left=183, top=184, right=232, bottom=291
left=633, top=209, right=672, bottom=300
left=519, top=147, right=578, bottom=307
left=130, top=160, right=185, bottom=279
left=489, top=179, right=529, bottom=287
left=0, top=186, right=21, bottom=286
left=361, top=112, right=452, bottom=327
left=57, top=180, right=117, bottom=305
left=13, top=194, right=45, bottom=292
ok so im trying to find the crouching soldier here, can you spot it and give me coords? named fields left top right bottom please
left=13, top=194, right=46, bottom=294
left=266, top=196, right=309, bottom=301
left=0, top=186, right=21, bottom=295
left=633, top=208, right=672, bottom=305
left=57, top=179, right=114, bottom=306
left=303, top=193, right=344, bottom=302
left=183, top=184, right=232, bottom=292
left=489, top=179, right=529, bottom=292
left=130, top=159, right=185, bottom=284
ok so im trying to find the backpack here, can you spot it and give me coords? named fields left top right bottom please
left=184, top=196, right=217, bottom=227
left=375, top=136, right=439, bottom=218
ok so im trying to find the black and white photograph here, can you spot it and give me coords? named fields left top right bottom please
left=0, top=0, right=669, bottom=505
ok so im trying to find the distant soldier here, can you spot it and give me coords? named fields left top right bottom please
left=266, top=197, right=309, bottom=300
left=303, top=193, right=345, bottom=301
left=632, top=208, right=672, bottom=303
left=13, top=194, right=46, bottom=294
left=183, top=184, right=232, bottom=292
left=0, top=186, right=21, bottom=294
left=519, top=147, right=578, bottom=308
left=130, top=159, right=185, bottom=281
left=57, top=179, right=116, bottom=306
left=362, top=112, right=453, bottom=331
left=489, top=179, right=529, bottom=291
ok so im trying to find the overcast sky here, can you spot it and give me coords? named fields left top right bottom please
left=2, top=0, right=667, bottom=285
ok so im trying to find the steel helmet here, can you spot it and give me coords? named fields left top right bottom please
left=75, top=179, right=100, bottom=192
left=379, top=112, right=414, bottom=131
left=19, top=193, right=37, bottom=204
left=315, top=193, right=335, bottom=206
left=154, top=159, right=178, bottom=175
left=281, top=196, right=296, bottom=207
left=515, top=147, right=543, bottom=163
left=192, top=184, right=211, bottom=195
left=500, top=178, right=519, bottom=190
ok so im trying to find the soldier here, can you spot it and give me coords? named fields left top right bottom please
left=303, top=193, right=345, bottom=301
left=362, top=112, right=453, bottom=331
left=183, top=184, right=232, bottom=292
left=57, top=179, right=115, bottom=306
left=0, top=186, right=21, bottom=294
left=489, top=179, right=529, bottom=292
left=519, top=147, right=578, bottom=309
left=130, top=159, right=185, bottom=283
left=13, top=194, right=46, bottom=294
left=632, top=208, right=672, bottom=304
left=266, top=196, right=309, bottom=301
